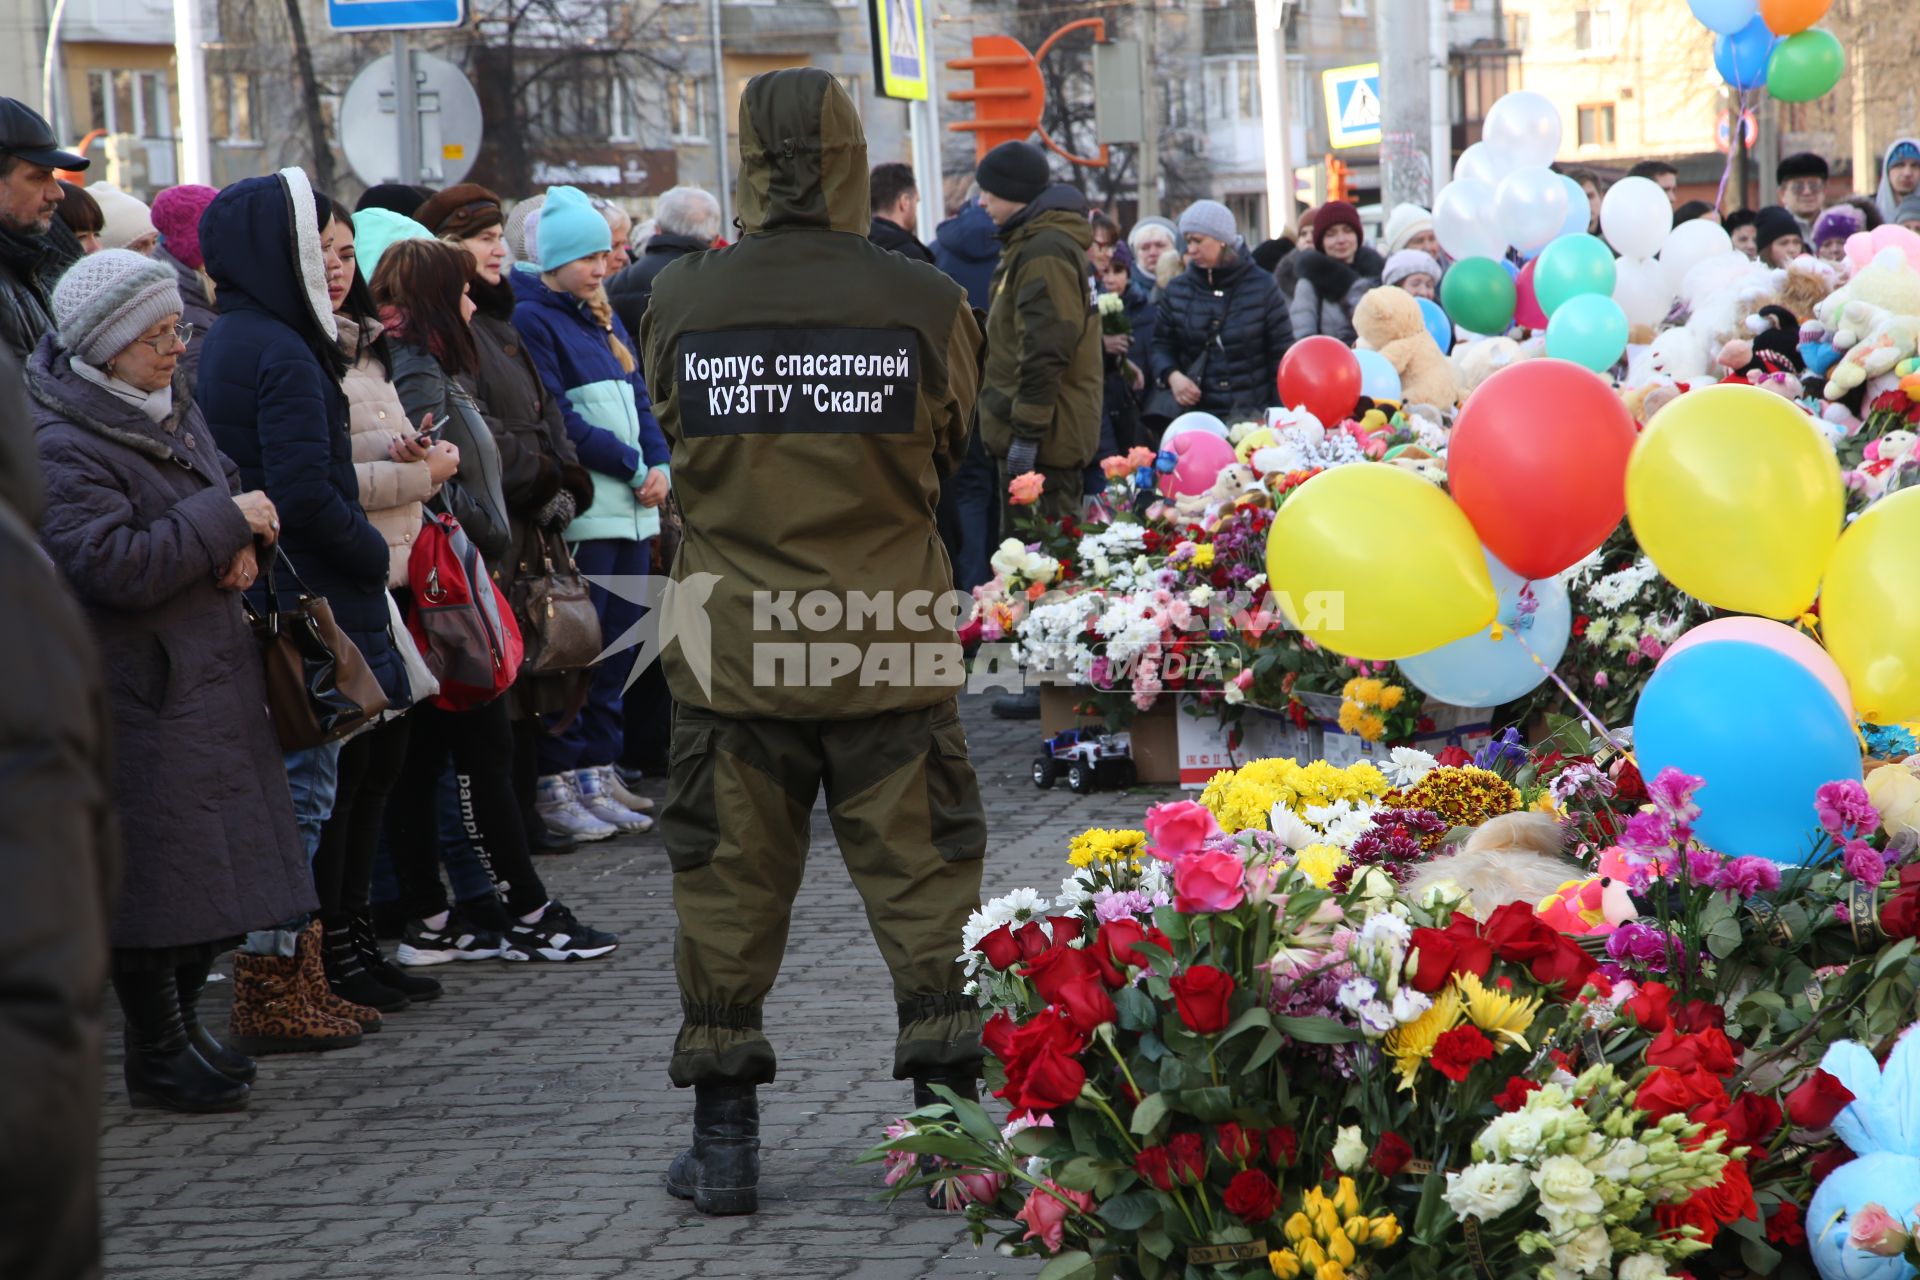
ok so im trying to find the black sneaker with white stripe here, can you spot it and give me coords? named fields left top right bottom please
left=506, top=901, right=618, bottom=962
left=396, top=908, right=529, bottom=966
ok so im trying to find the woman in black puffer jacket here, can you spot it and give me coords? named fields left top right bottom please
left=1149, top=200, right=1294, bottom=427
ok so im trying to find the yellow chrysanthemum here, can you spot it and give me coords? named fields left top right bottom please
left=1192, top=544, right=1216, bottom=569
left=1531, top=791, right=1562, bottom=816
left=1383, top=986, right=1464, bottom=1089
left=1385, top=766, right=1521, bottom=827
left=1358, top=712, right=1386, bottom=742
left=1066, top=827, right=1148, bottom=869
left=1454, top=970, right=1540, bottom=1049
left=1337, top=703, right=1365, bottom=735
left=1294, top=843, right=1348, bottom=888
left=1198, top=757, right=1391, bottom=833
left=1376, top=684, right=1404, bottom=711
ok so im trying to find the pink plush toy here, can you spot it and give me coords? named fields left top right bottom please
left=1535, top=848, right=1639, bottom=936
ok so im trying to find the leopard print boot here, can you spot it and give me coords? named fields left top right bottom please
left=227, top=950, right=365, bottom=1055
left=296, top=920, right=384, bottom=1032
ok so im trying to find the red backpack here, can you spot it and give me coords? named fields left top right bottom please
left=406, top=511, right=524, bottom=711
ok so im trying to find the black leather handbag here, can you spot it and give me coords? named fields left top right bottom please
left=247, top=550, right=389, bottom=750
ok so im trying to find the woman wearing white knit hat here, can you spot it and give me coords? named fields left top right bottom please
left=86, top=183, right=159, bottom=254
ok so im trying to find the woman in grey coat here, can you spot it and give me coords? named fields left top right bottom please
left=29, top=249, right=317, bottom=1113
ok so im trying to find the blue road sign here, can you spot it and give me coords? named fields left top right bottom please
left=328, top=0, right=463, bottom=32
left=1322, top=63, right=1382, bottom=150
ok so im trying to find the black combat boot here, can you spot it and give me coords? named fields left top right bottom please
left=175, top=955, right=256, bottom=1085
left=112, top=967, right=250, bottom=1113
left=666, top=1084, right=760, bottom=1215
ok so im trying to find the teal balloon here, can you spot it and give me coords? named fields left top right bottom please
left=1417, top=297, right=1454, bottom=354
left=1633, top=640, right=1863, bottom=863
left=1556, top=174, right=1592, bottom=240
left=1439, top=257, right=1516, bottom=335
left=1400, top=551, right=1569, bottom=706
left=1767, top=29, right=1844, bottom=102
left=1714, top=15, right=1778, bottom=90
left=1354, top=348, right=1402, bottom=402
left=1545, top=293, right=1629, bottom=372
left=1534, top=234, right=1618, bottom=317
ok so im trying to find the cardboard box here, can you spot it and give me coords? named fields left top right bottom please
left=1036, top=685, right=1180, bottom=784
left=1174, top=693, right=1497, bottom=788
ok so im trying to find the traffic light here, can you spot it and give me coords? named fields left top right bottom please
left=948, top=35, right=1046, bottom=162
left=1325, top=154, right=1353, bottom=203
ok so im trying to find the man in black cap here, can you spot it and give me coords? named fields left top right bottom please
left=1777, top=152, right=1830, bottom=238
left=0, top=97, right=88, bottom=362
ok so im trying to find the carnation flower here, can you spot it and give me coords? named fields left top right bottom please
left=1816, top=779, right=1880, bottom=840
left=1708, top=856, right=1781, bottom=897
left=1843, top=838, right=1887, bottom=885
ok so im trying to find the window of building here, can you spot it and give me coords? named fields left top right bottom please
left=1206, top=65, right=1229, bottom=125
left=208, top=73, right=256, bottom=142
left=1577, top=102, right=1616, bottom=146
left=1506, top=12, right=1529, bottom=47
left=1573, top=7, right=1612, bottom=50
left=609, top=78, right=636, bottom=142
left=1237, top=58, right=1260, bottom=120
left=87, top=69, right=173, bottom=139
left=1339, top=0, right=1368, bottom=16
left=667, top=73, right=709, bottom=141
left=1164, top=77, right=1191, bottom=130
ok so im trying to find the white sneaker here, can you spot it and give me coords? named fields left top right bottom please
left=536, top=773, right=618, bottom=842
left=573, top=767, right=654, bottom=834
left=600, top=765, right=655, bottom=813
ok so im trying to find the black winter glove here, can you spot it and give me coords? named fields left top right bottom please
left=1006, top=439, right=1039, bottom=479
left=537, top=489, right=577, bottom=532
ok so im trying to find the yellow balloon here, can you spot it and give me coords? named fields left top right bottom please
left=1626, top=385, right=1842, bottom=619
left=1821, top=488, right=1920, bottom=723
left=1265, top=466, right=1496, bottom=661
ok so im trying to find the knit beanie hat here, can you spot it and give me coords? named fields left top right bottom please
left=356, top=183, right=434, bottom=217
left=1754, top=205, right=1802, bottom=255
left=1313, top=201, right=1364, bottom=252
left=1891, top=140, right=1920, bottom=169
left=1812, top=204, right=1865, bottom=247
left=1383, top=248, right=1443, bottom=288
left=351, top=208, right=433, bottom=282
left=88, top=183, right=156, bottom=251
left=413, top=182, right=503, bottom=240
left=975, top=141, right=1050, bottom=204
left=1898, top=193, right=1920, bottom=226
left=505, top=193, right=545, bottom=263
left=1382, top=203, right=1434, bottom=255
left=150, top=184, right=218, bottom=270
left=52, top=248, right=182, bottom=367
left=1127, top=215, right=1177, bottom=250
left=534, top=185, right=610, bottom=271
left=1109, top=241, right=1135, bottom=273
left=1178, top=199, right=1238, bottom=246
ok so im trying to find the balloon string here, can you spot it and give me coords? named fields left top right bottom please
left=1509, top=621, right=1631, bottom=753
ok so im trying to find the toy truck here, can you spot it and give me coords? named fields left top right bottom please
left=1032, top=727, right=1136, bottom=794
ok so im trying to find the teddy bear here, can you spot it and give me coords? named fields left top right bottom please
left=1624, top=325, right=1711, bottom=387
left=1817, top=250, right=1920, bottom=401
left=1452, top=335, right=1525, bottom=396
left=1849, top=428, right=1920, bottom=503
left=1352, top=285, right=1458, bottom=409
left=1401, top=812, right=1589, bottom=919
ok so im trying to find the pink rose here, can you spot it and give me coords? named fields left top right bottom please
left=1016, top=1180, right=1096, bottom=1253
left=1173, top=849, right=1247, bottom=914
left=1848, top=1203, right=1913, bottom=1256
left=1100, top=455, right=1133, bottom=479
left=955, top=1169, right=1005, bottom=1204
left=1145, top=799, right=1223, bottom=860
left=1008, top=472, right=1046, bottom=506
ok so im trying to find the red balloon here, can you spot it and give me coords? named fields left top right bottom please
left=1448, top=358, right=1636, bottom=580
left=1515, top=258, right=1548, bottom=330
left=1277, top=336, right=1362, bottom=427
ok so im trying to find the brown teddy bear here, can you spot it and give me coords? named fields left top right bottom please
left=1353, top=285, right=1459, bottom=409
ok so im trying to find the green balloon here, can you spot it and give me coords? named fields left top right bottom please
left=1440, top=257, right=1516, bottom=335
left=1767, top=29, right=1844, bottom=103
left=1534, top=234, right=1617, bottom=318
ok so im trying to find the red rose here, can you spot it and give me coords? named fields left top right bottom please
left=982, top=1010, right=1020, bottom=1063
left=1699, top=1159, right=1758, bottom=1227
left=1529, top=938, right=1598, bottom=996
left=1429, top=1024, right=1498, bottom=1083
left=1613, top=758, right=1647, bottom=801
left=1169, top=965, right=1236, bottom=1035
left=1694, top=1093, right=1781, bottom=1148
left=1168, top=1132, right=1207, bottom=1184
left=1053, top=976, right=1118, bottom=1035
left=1017, top=1040, right=1087, bottom=1113
left=1047, top=915, right=1085, bottom=947
left=1013, top=919, right=1051, bottom=960
left=1408, top=920, right=1494, bottom=993
left=1636, top=1066, right=1728, bottom=1119
left=1092, top=919, right=1171, bottom=986
left=1134, top=1145, right=1173, bottom=1191
left=1021, top=939, right=1103, bottom=1005
left=973, top=925, right=1023, bottom=971
left=991, top=1010, right=1086, bottom=1116
left=1646, top=1027, right=1738, bottom=1076
left=1493, top=1076, right=1541, bottom=1112
left=1672, top=999, right=1727, bottom=1034
left=1224, top=1169, right=1280, bottom=1225
left=1266, top=1126, right=1299, bottom=1168
left=1656, top=1190, right=1723, bottom=1246
left=1624, top=980, right=1673, bottom=1033
left=1370, top=1131, right=1413, bottom=1177
left=1482, top=901, right=1560, bottom=962
left=1436, top=745, right=1473, bottom=767
left=1572, top=614, right=1590, bottom=638
left=1884, top=887, right=1920, bottom=942
left=1766, top=1200, right=1806, bottom=1246
left=1216, top=1122, right=1256, bottom=1166
left=1785, top=1068, right=1856, bottom=1130
left=1809, top=1145, right=1850, bottom=1187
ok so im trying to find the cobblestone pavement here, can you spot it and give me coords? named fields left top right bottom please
left=98, top=693, right=1180, bottom=1280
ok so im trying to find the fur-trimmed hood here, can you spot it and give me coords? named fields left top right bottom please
left=200, top=167, right=341, bottom=377
left=1295, top=244, right=1386, bottom=299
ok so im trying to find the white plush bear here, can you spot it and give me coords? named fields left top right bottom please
left=1818, top=251, right=1920, bottom=399
left=1451, top=336, right=1525, bottom=396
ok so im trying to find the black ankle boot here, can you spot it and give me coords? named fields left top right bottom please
left=353, top=913, right=441, bottom=1001
left=175, top=957, right=256, bottom=1085
left=665, top=1084, right=760, bottom=1215
left=112, top=967, right=249, bottom=1113
left=322, top=917, right=409, bottom=1012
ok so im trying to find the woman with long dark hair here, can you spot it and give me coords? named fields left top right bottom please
left=372, top=238, right=619, bottom=964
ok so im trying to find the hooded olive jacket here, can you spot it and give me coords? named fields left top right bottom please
left=642, top=68, right=982, bottom=721
left=977, top=185, right=1103, bottom=470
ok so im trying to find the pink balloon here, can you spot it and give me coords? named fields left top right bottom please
left=1846, top=224, right=1920, bottom=273
left=1161, top=431, right=1238, bottom=498
left=1515, top=258, right=1548, bottom=330
left=1660, top=617, right=1853, bottom=719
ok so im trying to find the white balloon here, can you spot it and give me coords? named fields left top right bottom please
left=1483, top=91, right=1564, bottom=168
left=1434, top=179, right=1510, bottom=263
left=1496, top=166, right=1571, bottom=254
left=1613, top=255, right=1675, bottom=328
left=1456, top=142, right=1519, bottom=189
left=1660, top=219, right=1735, bottom=295
left=1600, top=177, right=1675, bottom=261
left=1160, top=412, right=1230, bottom=448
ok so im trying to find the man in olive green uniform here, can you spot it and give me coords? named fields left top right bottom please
left=975, top=140, right=1103, bottom=522
left=640, top=67, right=988, bottom=1217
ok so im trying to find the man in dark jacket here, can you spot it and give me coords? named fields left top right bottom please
left=975, top=141, right=1101, bottom=522
left=0, top=98, right=87, bottom=363
left=933, top=195, right=998, bottom=310
left=869, top=161, right=936, bottom=265
left=607, top=185, right=720, bottom=346
left=641, top=67, right=986, bottom=1217
left=0, top=343, right=118, bottom=1280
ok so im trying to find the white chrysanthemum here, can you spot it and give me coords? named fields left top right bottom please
left=1385, top=746, right=1438, bottom=786
left=1268, top=803, right=1316, bottom=851
left=1445, top=1162, right=1530, bottom=1220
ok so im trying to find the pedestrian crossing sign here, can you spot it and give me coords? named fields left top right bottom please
left=1322, top=63, right=1382, bottom=149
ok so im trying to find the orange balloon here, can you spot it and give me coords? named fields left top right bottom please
left=1760, top=0, right=1831, bottom=34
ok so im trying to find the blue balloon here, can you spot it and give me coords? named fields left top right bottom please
left=1556, top=174, right=1592, bottom=240
left=1715, top=16, right=1778, bottom=91
left=1689, top=0, right=1756, bottom=35
left=1353, top=348, right=1402, bottom=402
left=1500, top=259, right=1520, bottom=281
left=1633, top=640, right=1864, bottom=864
left=1416, top=297, right=1454, bottom=354
left=1400, top=551, right=1570, bottom=707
